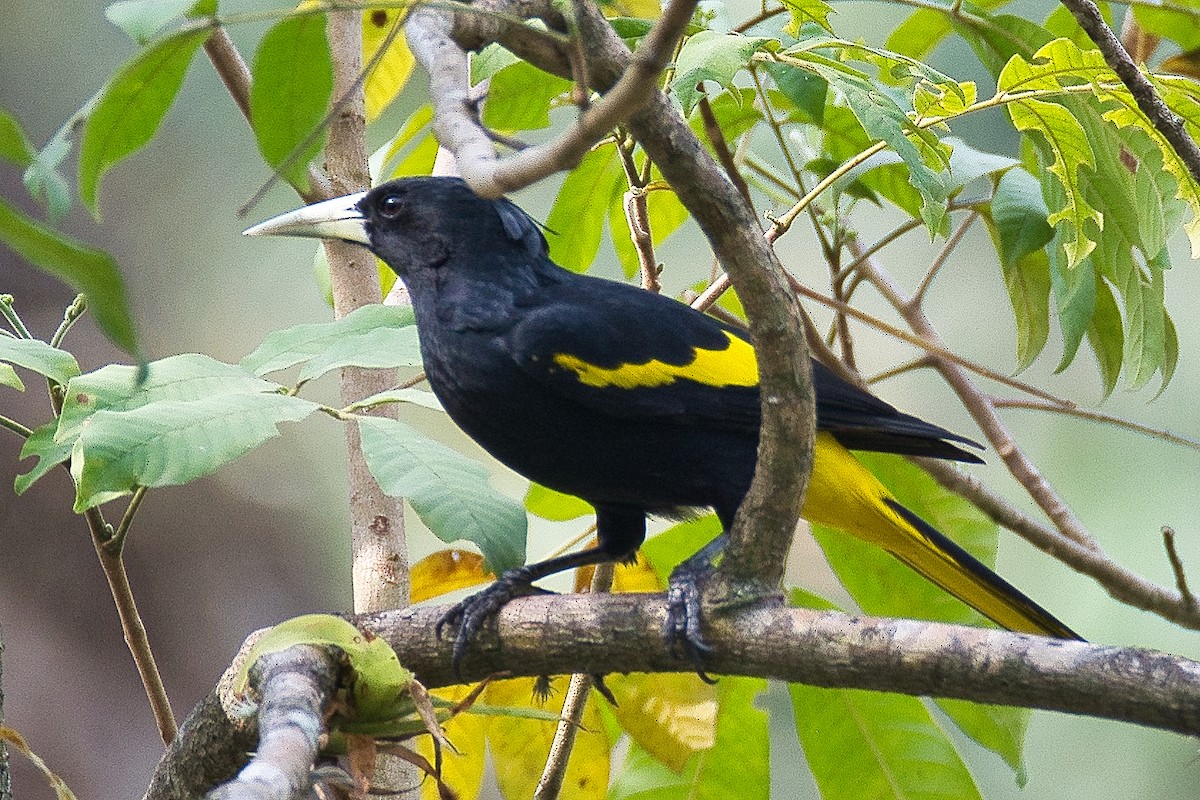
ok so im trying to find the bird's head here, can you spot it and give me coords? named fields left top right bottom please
left=244, top=176, right=549, bottom=283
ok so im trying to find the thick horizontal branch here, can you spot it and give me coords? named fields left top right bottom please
left=362, top=595, right=1200, bottom=735
left=144, top=595, right=1200, bottom=799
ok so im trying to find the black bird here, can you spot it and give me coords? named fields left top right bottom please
left=246, top=176, right=1079, bottom=668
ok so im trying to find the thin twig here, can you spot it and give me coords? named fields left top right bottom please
left=909, top=210, right=978, bottom=310
left=202, top=27, right=331, bottom=203
left=697, top=94, right=753, bottom=208
left=695, top=271, right=1075, bottom=405
left=615, top=137, right=660, bottom=292
left=919, top=457, right=1200, bottom=629
left=1058, top=0, right=1200, bottom=186
left=991, top=397, right=1200, bottom=452
left=533, top=562, right=614, bottom=800
left=0, top=295, right=32, bottom=339
left=0, top=415, right=33, bottom=439
left=108, top=486, right=148, bottom=553
left=854, top=244, right=1100, bottom=552
left=1163, top=527, right=1197, bottom=611
left=86, top=505, right=178, bottom=743
left=49, top=295, right=87, bottom=348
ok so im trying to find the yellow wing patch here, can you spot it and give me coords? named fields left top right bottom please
left=553, top=330, right=758, bottom=389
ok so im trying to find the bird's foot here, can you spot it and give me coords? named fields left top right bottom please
left=663, top=559, right=717, bottom=684
left=437, top=568, right=552, bottom=676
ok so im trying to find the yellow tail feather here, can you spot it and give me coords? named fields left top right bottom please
left=804, top=432, right=1079, bottom=639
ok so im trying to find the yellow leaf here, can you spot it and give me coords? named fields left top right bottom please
left=0, top=726, right=79, bottom=800
left=417, top=686, right=489, bottom=800
left=606, top=673, right=717, bottom=772
left=483, top=678, right=611, bottom=800
left=574, top=549, right=662, bottom=592
left=363, top=9, right=414, bottom=121
left=603, top=0, right=663, bottom=19
left=412, top=549, right=494, bottom=603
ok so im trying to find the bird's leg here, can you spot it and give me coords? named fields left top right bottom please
left=437, top=546, right=617, bottom=676
left=663, top=533, right=728, bottom=682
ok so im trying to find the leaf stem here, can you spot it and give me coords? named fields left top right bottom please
left=0, top=414, right=34, bottom=439
left=49, top=295, right=88, bottom=349
left=0, top=295, right=33, bottom=339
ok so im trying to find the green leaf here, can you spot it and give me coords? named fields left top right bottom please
left=242, top=304, right=417, bottom=376
left=0, top=107, right=34, bottom=167
left=235, top=614, right=414, bottom=723
left=0, top=196, right=140, bottom=356
left=482, top=60, right=572, bottom=131
left=524, top=482, right=592, bottom=521
left=297, top=324, right=422, bottom=382
left=764, top=61, right=826, bottom=123
left=545, top=144, right=626, bottom=273
left=791, top=685, right=982, bottom=800
left=639, top=513, right=723, bottom=585
left=1049, top=251, right=1095, bottom=372
left=357, top=416, right=527, bottom=573
left=671, top=31, right=777, bottom=115
left=0, top=363, right=21, bottom=391
left=1000, top=247, right=1051, bottom=371
left=777, top=45, right=953, bottom=231
left=812, top=452, right=999, bottom=627
left=24, top=129, right=75, bottom=222
left=15, top=422, right=73, bottom=495
left=990, top=167, right=1053, bottom=268
left=72, top=392, right=317, bottom=511
left=0, top=338, right=81, bottom=386
left=1134, top=5, right=1200, bottom=52
left=886, top=0, right=1013, bottom=62
left=105, top=0, right=214, bottom=44
left=79, top=28, right=211, bottom=214
left=934, top=699, right=1030, bottom=785
left=779, top=0, right=836, bottom=37
left=56, top=353, right=278, bottom=443
left=250, top=13, right=333, bottom=192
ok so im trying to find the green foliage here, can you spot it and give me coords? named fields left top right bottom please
left=105, top=0, right=216, bottom=45
left=0, top=197, right=140, bottom=356
left=79, top=28, right=212, bottom=214
left=0, top=338, right=81, bottom=386
left=671, top=31, right=778, bottom=115
left=242, top=303, right=417, bottom=376
left=235, top=614, right=415, bottom=726
left=71, top=391, right=318, bottom=511
left=791, top=685, right=984, bottom=800
left=0, top=107, right=35, bottom=167
left=9, top=1, right=1200, bottom=798
left=358, top=416, right=527, bottom=573
left=249, top=12, right=333, bottom=192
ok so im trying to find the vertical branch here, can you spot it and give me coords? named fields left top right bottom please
left=323, top=11, right=411, bottom=615
left=324, top=10, right=418, bottom=798
left=0, top=626, right=9, bottom=800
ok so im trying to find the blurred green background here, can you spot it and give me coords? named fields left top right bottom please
left=2, top=1, right=1199, bottom=798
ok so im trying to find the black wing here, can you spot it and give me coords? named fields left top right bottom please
left=509, top=275, right=982, bottom=463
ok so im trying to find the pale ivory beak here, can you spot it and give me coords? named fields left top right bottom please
left=243, top=191, right=370, bottom=245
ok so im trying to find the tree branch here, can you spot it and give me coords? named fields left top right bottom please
left=1059, top=0, right=1200, bottom=185
left=207, top=646, right=339, bottom=800
left=405, top=0, right=698, bottom=197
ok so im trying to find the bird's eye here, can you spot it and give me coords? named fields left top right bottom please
left=378, top=193, right=404, bottom=219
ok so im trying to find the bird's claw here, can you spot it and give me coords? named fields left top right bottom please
left=663, top=561, right=717, bottom=684
left=437, top=571, right=551, bottom=676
